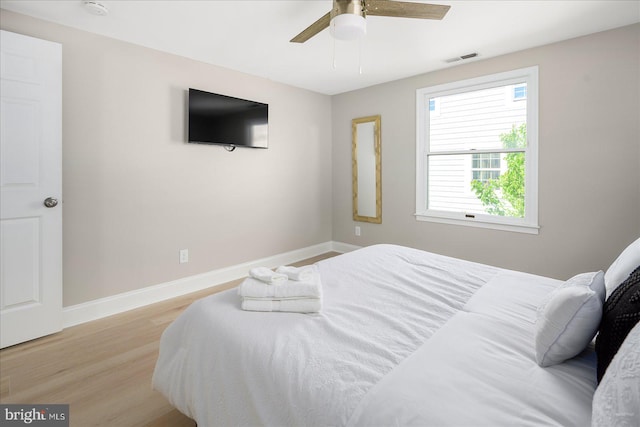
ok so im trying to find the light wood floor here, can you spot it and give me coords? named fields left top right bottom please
left=0, top=253, right=339, bottom=426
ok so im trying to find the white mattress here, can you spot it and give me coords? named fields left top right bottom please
left=152, top=244, right=597, bottom=426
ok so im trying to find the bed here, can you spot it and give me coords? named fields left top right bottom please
left=152, top=242, right=640, bottom=426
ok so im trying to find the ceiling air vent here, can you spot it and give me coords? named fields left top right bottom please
left=445, top=52, right=478, bottom=63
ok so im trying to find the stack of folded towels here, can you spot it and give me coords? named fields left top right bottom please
left=238, top=265, right=322, bottom=313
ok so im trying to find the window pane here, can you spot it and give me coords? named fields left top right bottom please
left=429, top=84, right=527, bottom=152
left=428, top=152, right=525, bottom=217
left=428, top=154, right=480, bottom=213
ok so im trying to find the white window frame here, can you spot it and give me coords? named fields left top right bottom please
left=415, top=66, right=539, bottom=234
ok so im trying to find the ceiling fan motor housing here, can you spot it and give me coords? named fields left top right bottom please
left=331, top=0, right=366, bottom=20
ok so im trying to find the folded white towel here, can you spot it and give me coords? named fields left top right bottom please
left=238, top=267, right=322, bottom=299
left=249, top=267, right=288, bottom=285
left=241, top=297, right=322, bottom=313
left=276, top=265, right=314, bottom=281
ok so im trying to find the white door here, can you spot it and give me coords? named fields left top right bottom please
left=0, top=30, right=62, bottom=348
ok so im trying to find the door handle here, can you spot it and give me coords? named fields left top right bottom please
left=43, top=197, right=58, bottom=208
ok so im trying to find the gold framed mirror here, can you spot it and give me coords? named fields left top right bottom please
left=352, top=115, right=382, bottom=224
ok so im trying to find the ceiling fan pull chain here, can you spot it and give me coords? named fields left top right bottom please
left=359, top=37, right=363, bottom=75
left=333, top=36, right=337, bottom=70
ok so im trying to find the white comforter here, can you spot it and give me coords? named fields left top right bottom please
left=152, top=244, right=597, bottom=426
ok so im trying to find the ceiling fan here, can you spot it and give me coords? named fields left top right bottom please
left=290, top=0, right=451, bottom=43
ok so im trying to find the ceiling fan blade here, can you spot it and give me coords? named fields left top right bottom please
left=290, top=12, right=332, bottom=43
left=366, top=1, right=450, bottom=20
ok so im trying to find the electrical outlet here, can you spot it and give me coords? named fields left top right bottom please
left=355, top=226, right=361, bottom=236
left=179, top=249, right=189, bottom=264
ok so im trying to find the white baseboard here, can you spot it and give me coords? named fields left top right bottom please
left=331, top=241, right=361, bottom=253
left=62, top=241, right=360, bottom=328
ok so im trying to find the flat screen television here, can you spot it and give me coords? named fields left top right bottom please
left=188, top=88, right=268, bottom=149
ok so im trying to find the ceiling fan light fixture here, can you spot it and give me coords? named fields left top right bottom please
left=330, top=14, right=366, bottom=41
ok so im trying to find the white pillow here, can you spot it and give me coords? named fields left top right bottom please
left=604, top=237, right=640, bottom=299
left=536, top=271, right=605, bottom=317
left=563, top=271, right=605, bottom=303
left=535, top=279, right=603, bottom=367
left=591, top=322, right=640, bottom=427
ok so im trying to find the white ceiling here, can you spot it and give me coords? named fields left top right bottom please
left=1, top=1, right=639, bottom=95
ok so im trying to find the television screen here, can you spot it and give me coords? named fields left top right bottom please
left=188, top=88, right=268, bottom=149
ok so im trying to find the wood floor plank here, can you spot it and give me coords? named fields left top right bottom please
left=0, top=375, right=10, bottom=400
left=0, top=252, right=339, bottom=426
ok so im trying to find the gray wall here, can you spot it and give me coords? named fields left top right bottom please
left=332, top=23, right=640, bottom=280
left=1, top=11, right=333, bottom=307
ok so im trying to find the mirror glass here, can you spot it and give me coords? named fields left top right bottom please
left=352, top=115, right=381, bottom=223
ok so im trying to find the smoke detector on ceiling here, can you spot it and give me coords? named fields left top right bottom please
left=83, top=1, right=109, bottom=16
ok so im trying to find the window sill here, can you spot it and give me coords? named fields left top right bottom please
left=415, top=212, right=539, bottom=235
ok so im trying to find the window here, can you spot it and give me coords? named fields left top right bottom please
left=428, top=98, right=440, bottom=116
left=513, top=84, right=527, bottom=100
left=415, top=66, right=539, bottom=233
left=471, top=153, right=501, bottom=182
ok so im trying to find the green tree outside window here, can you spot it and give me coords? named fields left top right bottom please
left=470, top=124, right=526, bottom=218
